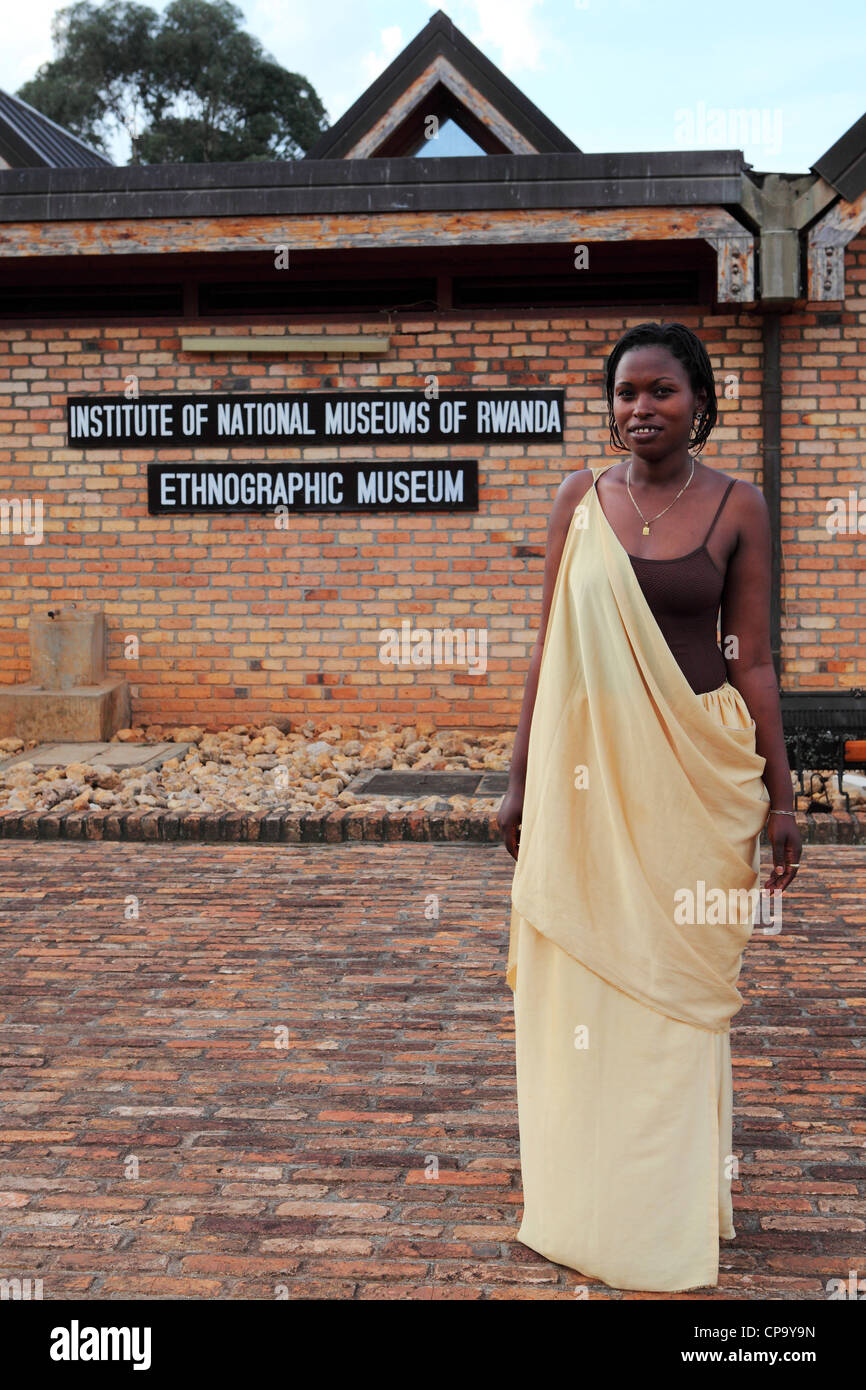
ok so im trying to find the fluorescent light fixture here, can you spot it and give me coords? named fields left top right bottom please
left=180, top=335, right=390, bottom=354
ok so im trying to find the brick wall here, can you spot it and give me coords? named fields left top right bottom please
left=779, top=227, right=866, bottom=689
left=0, top=235, right=862, bottom=729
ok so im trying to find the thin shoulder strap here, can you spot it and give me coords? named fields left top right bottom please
left=703, top=479, right=736, bottom=546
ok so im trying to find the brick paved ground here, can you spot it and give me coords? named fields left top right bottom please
left=0, top=841, right=863, bottom=1301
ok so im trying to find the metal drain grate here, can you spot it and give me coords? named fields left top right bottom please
left=346, top=770, right=508, bottom=798
left=0, top=741, right=190, bottom=773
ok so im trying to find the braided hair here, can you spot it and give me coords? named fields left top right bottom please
left=603, top=321, right=718, bottom=455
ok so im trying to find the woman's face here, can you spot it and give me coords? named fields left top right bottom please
left=611, top=345, right=706, bottom=456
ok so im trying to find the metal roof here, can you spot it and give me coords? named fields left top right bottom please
left=0, top=87, right=112, bottom=169
left=0, top=148, right=749, bottom=222
left=812, top=111, right=866, bottom=201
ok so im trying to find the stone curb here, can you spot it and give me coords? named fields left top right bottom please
left=0, top=808, right=862, bottom=845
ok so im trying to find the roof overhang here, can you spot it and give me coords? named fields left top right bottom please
left=0, top=152, right=757, bottom=304
left=0, top=146, right=860, bottom=306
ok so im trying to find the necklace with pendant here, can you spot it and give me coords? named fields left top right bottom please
left=626, top=456, right=695, bottom=535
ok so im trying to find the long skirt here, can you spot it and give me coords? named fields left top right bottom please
left=509, top=682, right=758, bottom=1293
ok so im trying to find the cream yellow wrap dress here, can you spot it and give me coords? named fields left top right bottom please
left=508, top=465, right=770, bottom=1292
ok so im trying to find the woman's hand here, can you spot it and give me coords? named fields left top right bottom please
left=498, top=786, right=524, bottom=861
left=763, top=810, right=802, bottom=892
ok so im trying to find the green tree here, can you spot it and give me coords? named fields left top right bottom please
left=17, top=0, right=328, bottom=163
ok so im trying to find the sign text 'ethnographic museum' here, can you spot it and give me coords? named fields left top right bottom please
left=67, top=389, right=565, bottom=448
left=147, top=461, right=478, bottom=514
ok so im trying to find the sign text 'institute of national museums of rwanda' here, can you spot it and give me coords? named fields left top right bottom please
left=66, top=390, right=565, bottom=448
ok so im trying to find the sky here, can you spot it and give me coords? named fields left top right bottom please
left=1, top=0, right=863, bottom=172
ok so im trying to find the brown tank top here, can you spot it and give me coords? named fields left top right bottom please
left=628, top=480, right=735, bottom=696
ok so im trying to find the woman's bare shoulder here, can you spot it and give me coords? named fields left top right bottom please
left=715, top=473, right=769, bottom=529
left=551, top=466, right=601, bottom=520
left=706, top=468, right=764, bottom=505
left=705, top=472, right=769, bottom=563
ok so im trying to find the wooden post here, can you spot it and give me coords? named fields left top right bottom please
left=761, top=312, right=783, bottom=683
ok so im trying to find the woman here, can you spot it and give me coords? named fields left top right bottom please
left=498, top=321, right=802, bottom=1292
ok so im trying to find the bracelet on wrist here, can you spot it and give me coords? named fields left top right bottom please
left=767, top=808, right=796, bottom=817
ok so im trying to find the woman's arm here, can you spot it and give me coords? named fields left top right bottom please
left=719, top=481, right=802, bottom=892
left=499, top=470, right=593, bottom=859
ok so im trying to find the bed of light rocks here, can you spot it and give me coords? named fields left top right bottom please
left=0, top=722, right=861, bottom=819
left=0, top=721, right=514, bottom=817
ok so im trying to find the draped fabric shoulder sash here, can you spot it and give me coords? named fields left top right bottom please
left=508, top=465, right=770, bottom=1031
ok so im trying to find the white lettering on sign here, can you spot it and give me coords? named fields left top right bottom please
left=216, top=401, right=313, bottom=436
left=69, top=402, right=175, bottom=438
left=324, top=400, right=432, bottom=435
left=475, top=397, right=561, bottom=433
left=355, top=470, right=464, bottom=504
left=149, top=466, right=469, bottom=512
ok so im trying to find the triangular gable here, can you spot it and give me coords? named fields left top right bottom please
left=305, top=8, right=578, bottom=159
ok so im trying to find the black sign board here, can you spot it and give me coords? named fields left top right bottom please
left=147, top=461, right=479, bottom=514
left=68, top=389, right=564, bottom=448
